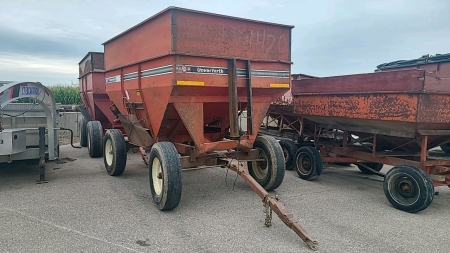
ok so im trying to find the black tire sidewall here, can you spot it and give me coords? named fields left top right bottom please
left=79, top=116, right=88, bottom=147
left=294, top=146, right=323, bottom=180
left=248, top=135, right=285, bottom=191
left=103, top=129, right=127, bottom=176
left=87, top=121, right=103, bottom=158
left=279, top=139, right=298, bottom=170
left=149, top=146, right=165, bottom=204
left=149, top=142, right=182, bottom=211
left=383, top=165, right=434, bottom=213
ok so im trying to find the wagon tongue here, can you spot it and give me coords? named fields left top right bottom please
left=227, top=162, right=319, bottom=250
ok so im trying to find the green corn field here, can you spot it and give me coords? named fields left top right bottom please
left=49, top=85, right=82, bottom=105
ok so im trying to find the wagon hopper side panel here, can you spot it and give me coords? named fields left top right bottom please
left=173, top=10, right=291, bottom=62
left=103, top=11, right=172, bottom=71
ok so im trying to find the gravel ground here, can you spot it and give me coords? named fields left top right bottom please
left=0, top=145, right=449, bottom=253
left=59, top=134, right=80, bottom=146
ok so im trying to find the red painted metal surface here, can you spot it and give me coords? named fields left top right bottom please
left=78, top=52, right=124, bottom=133
left=103, top=7, right=293, bottom=72
left=101, top=7, right=292, bottom=156
left=173, top=10, right=292, bottom=63
left=79, top=52, right=105, bottom=78
left=292, top=69, right=450, bottom=144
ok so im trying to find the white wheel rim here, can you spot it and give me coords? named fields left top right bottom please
left=152, top=157, right=163, bottom=195
left=105, top=138, right=113, bottom=166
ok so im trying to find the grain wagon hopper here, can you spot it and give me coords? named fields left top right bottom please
left=290, top=54, right=450, bottom=213
left=78, top=7, right=318, bottom=250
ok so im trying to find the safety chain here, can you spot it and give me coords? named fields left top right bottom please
left=262, top=194, right=279, bottom=227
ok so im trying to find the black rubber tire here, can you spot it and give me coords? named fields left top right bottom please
left=383, top=165, right=434, bottom=213
left=103, top=129, right=127, bottom=176
left=356, top=162, right=384, bottom=175
left=440, top=143, right=450, bottom=154
left=149, top=142, right=182, bottom=211
left=279, top=139, right=298, bottom=170
left=247, top=135, right=285, bottom=191
left=79, top=116, right=88, bottom=147
left=294, top=146, right=323, bottom=181
left=87, top=121, right=103, bottom=158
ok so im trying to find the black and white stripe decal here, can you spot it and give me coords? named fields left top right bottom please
left=123, top=72, right=138, bottom=81
left=176, top=64, right=289, bottom=78
left=106, top=64, right=288, bottom=84
left=141, top=65, right=173, bottom=78
left=248, top=69, right=290, bottom=78
left=106, top=65, right=173, bottom=83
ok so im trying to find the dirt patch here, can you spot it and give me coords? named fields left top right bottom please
left=54, top=157, right=77, bottom=164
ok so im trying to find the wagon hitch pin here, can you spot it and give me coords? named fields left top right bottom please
left=228, top=162, right=319, bottom=250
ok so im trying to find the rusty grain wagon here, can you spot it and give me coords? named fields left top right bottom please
left=290, top=54, right=450, bottom=213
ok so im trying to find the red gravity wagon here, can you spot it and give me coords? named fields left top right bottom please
left=77, top=6, right=318, bottom=250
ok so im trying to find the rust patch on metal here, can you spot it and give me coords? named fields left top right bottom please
left=418, top=94, right=450, bottom=123
left=294, top=93, right=418, bottom=122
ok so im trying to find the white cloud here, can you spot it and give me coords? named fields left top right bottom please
left=0, top=53, right=78, bottom=85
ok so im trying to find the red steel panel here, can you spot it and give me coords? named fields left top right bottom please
left=173, top=10, right=292, bottom=62
left=376, top=61, right=450, bottom=93
left=103, top=11, right=172, bottom=70
left=291, top=69, right=425, bottom=95
left=86, top=72, right=106, bottom=94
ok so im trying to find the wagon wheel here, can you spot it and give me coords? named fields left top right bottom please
left=279, top=139, right=298, bottom=170
left=87, top=121, right=103, bottom=158
left=149, top=142, right=182, bottom=211
left=294, top=146, right=323, bottom=181
left=103, top=129, right=127, bottom=176
left=383, top=165, right=434, bottom=213
left=247, top=135, right=285, bottom=191
left=356, top=162, right=384, bottom=175
left=79, top=116, right=88, bottom=147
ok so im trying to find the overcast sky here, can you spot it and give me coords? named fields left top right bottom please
left=1, top=0, right=449, bottom=86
